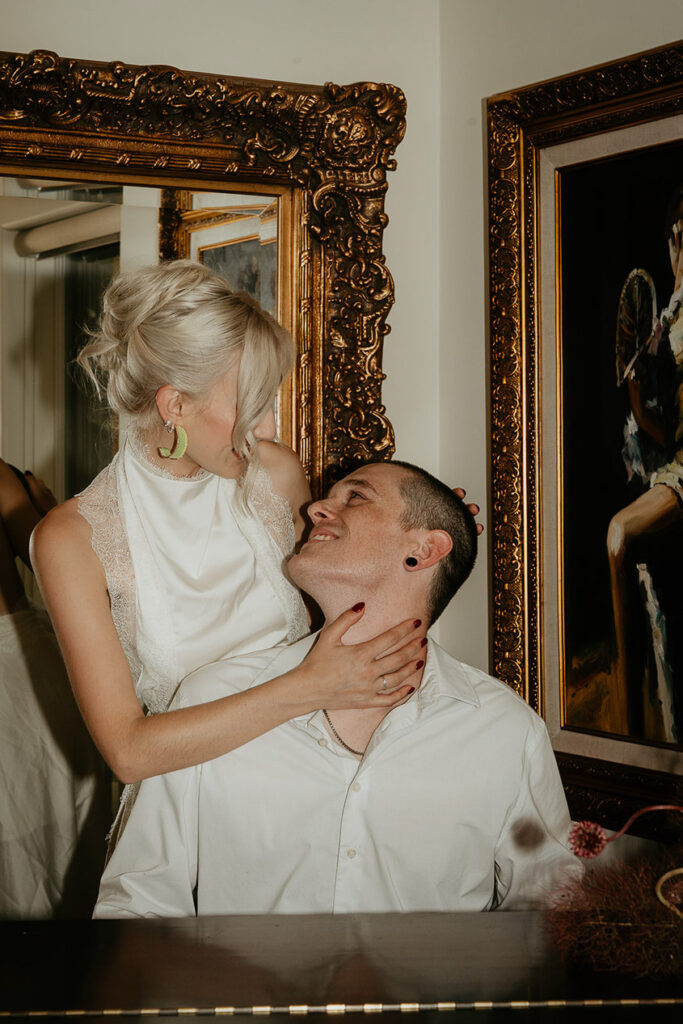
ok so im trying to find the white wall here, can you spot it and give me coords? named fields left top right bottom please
left=3, top=0, right=682, bottom=668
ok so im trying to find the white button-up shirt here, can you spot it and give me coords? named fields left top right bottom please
left=94, top=638, right=580, bottom=918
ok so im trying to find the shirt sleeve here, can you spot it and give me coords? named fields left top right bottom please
left=493, top=717, right=583, bottom=909
left=93, top=764, right=200, bottom=919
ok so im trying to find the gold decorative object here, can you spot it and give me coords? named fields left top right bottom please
left=0, top=49, right=406, bottom=496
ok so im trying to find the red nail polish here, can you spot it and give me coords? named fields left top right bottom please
left=352, top=602, right=365, bottom=613
left=415, top=660, right=424, bottom=670
left=413, top=619, right=422, bottom=628
left=421, top=638, right=428, bottom=647
left=407, top=686, right=415, bottom=694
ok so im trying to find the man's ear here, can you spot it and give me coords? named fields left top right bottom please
left=155, top=385, right=183, bottom=423
left=405, top=530, right=452, bottom=571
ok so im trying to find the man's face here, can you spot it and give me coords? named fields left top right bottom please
left=288, top=463, right=413, bottom=598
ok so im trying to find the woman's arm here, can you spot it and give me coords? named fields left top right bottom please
left=31, top=501, right=423, bottom=784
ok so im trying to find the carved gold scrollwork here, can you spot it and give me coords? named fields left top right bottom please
left=0, top=50, right=406, bottom=495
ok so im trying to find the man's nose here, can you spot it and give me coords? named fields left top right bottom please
left=308, top=499, right=334, bottom=522
left=253, top=408, right=276, bottom=441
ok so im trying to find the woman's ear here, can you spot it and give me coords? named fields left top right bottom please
left=155, top=385, right=183, bottom=423
left=404, top=530, right=453, bottom=571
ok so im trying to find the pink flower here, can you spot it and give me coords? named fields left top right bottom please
left=568, top=820, right=608, bottom=858
left=568, top=805, right=682, bottom=860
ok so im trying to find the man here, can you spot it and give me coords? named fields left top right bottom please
left=94, top=460, right=579, bottom=918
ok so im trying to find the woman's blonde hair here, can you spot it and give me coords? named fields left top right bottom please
left=78, top=260, right=294, bottom=493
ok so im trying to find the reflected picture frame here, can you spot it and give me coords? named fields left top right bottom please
left=486, top=39, right=683, bottom=837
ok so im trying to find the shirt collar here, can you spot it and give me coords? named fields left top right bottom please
left=358, top=641, right=482, bottom=754
left=248, top=632, right=482, bottom=736
left=245, top=633, right=317, bottom=693
left=416, top=640, right=481, bottom=709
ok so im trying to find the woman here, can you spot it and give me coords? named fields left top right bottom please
left=31, top=261, right=425, bottom=788
left=608, top=186, right=683, bottom=739
left=0, top=460, right=109, bottom=918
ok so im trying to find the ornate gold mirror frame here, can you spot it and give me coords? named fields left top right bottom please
left=0, top=49, right=406, bottom=495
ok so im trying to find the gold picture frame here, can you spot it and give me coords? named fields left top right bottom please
left=487, top=40, right=683, bottom=837
left=0, top=49, right=406, bottom=496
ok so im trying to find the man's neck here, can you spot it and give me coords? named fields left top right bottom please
left=317, top=591, right=427, bottom=754
left=319, top=591, right=424, bottom=646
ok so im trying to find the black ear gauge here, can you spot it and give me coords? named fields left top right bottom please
left=405, top=557, right=418, bottom=567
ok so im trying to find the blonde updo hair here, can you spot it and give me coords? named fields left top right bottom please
left=78, top=260, right=294, bottom=491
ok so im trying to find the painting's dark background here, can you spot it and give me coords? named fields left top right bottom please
left=560, top=138, right=683, bottom=745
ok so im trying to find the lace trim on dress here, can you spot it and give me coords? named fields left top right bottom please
left=237, top=467, right=309, bottom=643
left=77, top=461, right=142, bottom=690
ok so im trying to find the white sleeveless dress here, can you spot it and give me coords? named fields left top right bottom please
left=78, top=432, right=308, bottom=713
left=77, top=432, right=309, bottom=835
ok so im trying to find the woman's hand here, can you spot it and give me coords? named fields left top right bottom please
left=453, top=486, right=484, bottom=536
left=297, top=605, right=426, bottom=710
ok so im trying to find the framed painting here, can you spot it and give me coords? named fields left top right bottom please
left=159, top=190, right=279, bottom=316
left=487, top=40, right=683, bottom=838
left=200, top=235, right=277, bottom=317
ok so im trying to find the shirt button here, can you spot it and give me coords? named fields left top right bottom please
left=352, top=782, right=361, bottom=792
left=318, top=737, right=328, bottom=747
left=346, top=849, right=357, bottom=859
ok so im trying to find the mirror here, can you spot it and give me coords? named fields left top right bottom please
left=0, top=49, right=405, bottom=920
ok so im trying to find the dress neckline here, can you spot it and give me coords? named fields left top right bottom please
left=125, top=429, right=215, bottom=484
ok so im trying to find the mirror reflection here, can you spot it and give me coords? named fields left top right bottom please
left=1, top=178, right=282, bottom=507
left=0, top=176, right=284, bottom=918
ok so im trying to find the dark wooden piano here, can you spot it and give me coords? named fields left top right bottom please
left=1, top=912, right=681, bottom=1021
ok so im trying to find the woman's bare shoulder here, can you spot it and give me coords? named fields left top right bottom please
left=257, top=441, right=311, bottom=540
left=257, top=441, right=311, bottom=504
left=31, top=497, right=93, bottom=556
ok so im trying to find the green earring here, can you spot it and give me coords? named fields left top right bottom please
left=158, top=422, right=188, bottom=460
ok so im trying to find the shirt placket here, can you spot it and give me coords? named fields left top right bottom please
left=331, top=756, right=368, bottom=913
left=299, top=711, right=372, bottom=912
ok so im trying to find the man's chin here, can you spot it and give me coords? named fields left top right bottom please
left=286, top=551, right=308, bottom=588
left=287, top=549, right=329, bottom=598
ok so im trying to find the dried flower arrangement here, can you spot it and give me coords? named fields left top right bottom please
left=547, top=806, right=682, bottom=977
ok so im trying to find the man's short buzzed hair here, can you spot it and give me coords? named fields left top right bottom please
left=390, top=460, right=478, bottom=623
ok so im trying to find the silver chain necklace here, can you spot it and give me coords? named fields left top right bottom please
left=322, top=709, right=364, bottom=757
